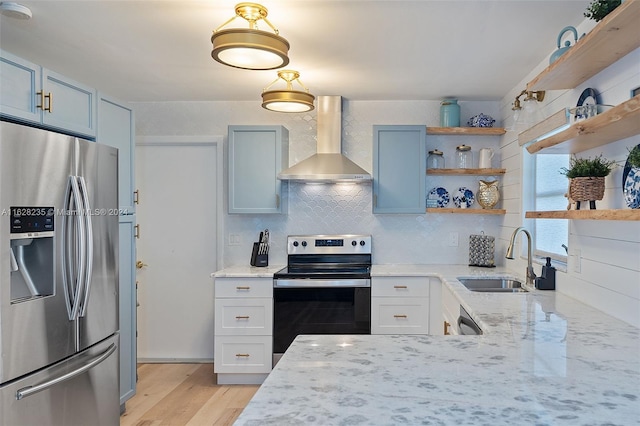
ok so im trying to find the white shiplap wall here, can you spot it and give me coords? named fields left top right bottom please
left=498, top=15, right=640, bottom=327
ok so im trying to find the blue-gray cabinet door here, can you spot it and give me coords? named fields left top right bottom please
left=0, top=50, right=41, bottom=123
left=118, top=215, right=137, bottom=407
left=42, top=68, right=97, bottom=138
left=373, top=125, right=426, bottom=213
left=228, top=125, right=289, bottom=214
left=98, top=93, right=135, bottom=214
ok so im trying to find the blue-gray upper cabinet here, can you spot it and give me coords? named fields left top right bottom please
left=0, top=50, right=97, bottom=138
left=98, top=93, right=136, bottom=214
left=228, top=125, right=289, bottom=214
left=373, top=125, right=426, bottom=214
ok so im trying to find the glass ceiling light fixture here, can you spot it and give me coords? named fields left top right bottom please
left=262, top=70, right=315, bottom=113
left=211, top=2, right=289, bottom=70
left=511, top=89, right=546, bottom=130
left=0, top=2, right=32, bottom=19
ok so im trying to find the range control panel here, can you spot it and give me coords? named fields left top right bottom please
left=287, top=234, right=371, bottom=255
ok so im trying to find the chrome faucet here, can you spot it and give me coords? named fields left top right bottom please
left=506, top=227, right=536, bottom=287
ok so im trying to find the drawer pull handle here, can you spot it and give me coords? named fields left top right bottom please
left=236, top=286, right=251, bottom=290
left=235, top=315, right=250, bottom=320
left=393, top=314, right=408, bottom=319
left=394, top=285, right=408, bottom=289
left=235, top=353, right=250, bottom=357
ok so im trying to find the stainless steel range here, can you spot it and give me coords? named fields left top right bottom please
left=273, top=234, right=372, bottom=365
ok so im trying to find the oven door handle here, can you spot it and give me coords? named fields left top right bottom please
left=274, top=279, right=371, bottom=288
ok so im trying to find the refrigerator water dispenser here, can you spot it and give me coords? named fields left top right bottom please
left=9, top=207, right=55, bottom=303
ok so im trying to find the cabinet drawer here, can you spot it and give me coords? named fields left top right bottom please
left=215, top=298, right=272, bottom=335
left=215, top=278, right=273, bottom=298
left=214, top=336, right=272, bottom=374
left=371, top=297, right=429, bottom=334
left=372, top=276, right=430, bottom=298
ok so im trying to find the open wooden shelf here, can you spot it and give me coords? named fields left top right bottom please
left=526, top=1, right=640, bottom=91
left=427, top=208, right=506, bottom=215
left=427, top=168, right=505, bottom=176
left=525, top=95, right=640, bottom=154
left=525, top=210, right=640, bottom=221
left=426, top=127, right=506, bottom=136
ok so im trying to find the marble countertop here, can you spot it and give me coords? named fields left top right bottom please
left=210, top=264, right=285, bottom=278
left=234, top=264, right=640, bottom=426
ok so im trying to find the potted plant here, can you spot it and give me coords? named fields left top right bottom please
left=560, top=154, right=616, bottom=210
left=623, top=145, right=640, bottom=209
left=584, top=0, right=621, bottom=22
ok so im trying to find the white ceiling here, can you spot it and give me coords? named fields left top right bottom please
left=0, top=0, right=591, bottom=103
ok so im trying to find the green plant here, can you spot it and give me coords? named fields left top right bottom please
left=627, top=145, right=640, bottom=168
left=584, top=0, right=621, bottom=21
left=560, top=154, right=616, bottom=178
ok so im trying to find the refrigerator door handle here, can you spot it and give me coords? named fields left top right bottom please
left=62, top=176, right=86, bottom=321
left=78, top=176, right=93, bottom=317
left=15, top=343, right=117, bottom=400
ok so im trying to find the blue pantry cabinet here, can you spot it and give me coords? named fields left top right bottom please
left=373, top=125, right=426, bottom=213
left=0, top=49, right=97, bottom=138
left=228, top=125, right=289, bottom=214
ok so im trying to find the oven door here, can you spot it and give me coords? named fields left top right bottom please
left=273, top=279, right=371, bottom=362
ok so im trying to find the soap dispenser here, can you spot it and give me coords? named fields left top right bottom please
left=535, top=257, right=556, bottom=290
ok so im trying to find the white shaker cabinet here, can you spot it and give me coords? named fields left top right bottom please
left=372, top=125, right=426, bottom=213
left=0, top=50, right=97, bottom=138
left=371, top=276, right=430, bottom=334
left=228, top=125, right=288, bottom=214
left=214, top=277, right=273, bottom=384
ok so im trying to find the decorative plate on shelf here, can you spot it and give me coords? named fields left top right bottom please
left=453, top=187, right=475, bottom=208
left=427, top=187, right=450, bottom=208
left=623, top=144, right=640, bottom=209
left=575, top=87, right=599, bottom=119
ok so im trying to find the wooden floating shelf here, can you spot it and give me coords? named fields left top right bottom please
left=426, top=127, right=506, bottom=136
left=525, top=95, right=640, bottom=154
left=526, top=0, right=640, bottom=91
left=525, top=210, right=640, bottom=221
left=427, top=208, right=506, bottom=215
left=427, top=168, right=506, bottom=176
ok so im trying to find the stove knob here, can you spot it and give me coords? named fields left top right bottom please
left=360, top=240, right=366, bottom=246
left=293, top=241, right=299, bottom=247
left=301, top=241, right=307, bottom=247
left=351, top=240, right=357, bottom=247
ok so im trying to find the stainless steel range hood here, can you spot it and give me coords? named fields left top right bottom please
left=277, top=96, right=372, bottom=182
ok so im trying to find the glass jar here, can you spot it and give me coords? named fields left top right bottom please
left=440, top=99, right=460, bottom=127
left=427, top=149, right=445, bottom=169
left=456, top=144, right=473, bottom=168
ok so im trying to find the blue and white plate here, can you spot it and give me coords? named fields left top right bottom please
left=427, top=187, right=450, bottom=208
left=623, top=167, right=640, bottom=209
left=453, top=187, right=474, bottom=208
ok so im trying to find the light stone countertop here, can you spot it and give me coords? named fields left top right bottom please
left=234, top=264, right=640, bottom=426
left=210, top=265, right=285, bottom=279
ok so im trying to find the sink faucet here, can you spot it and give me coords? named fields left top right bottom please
left=505, top=227, right=536, bottom=287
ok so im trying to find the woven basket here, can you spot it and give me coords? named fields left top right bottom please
left=569, top=177, right=605, bottom=201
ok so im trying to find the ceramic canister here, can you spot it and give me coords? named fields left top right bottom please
left=440, top=99, right=460, bottom=127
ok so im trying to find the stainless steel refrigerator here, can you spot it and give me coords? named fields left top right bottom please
left=0, top=121, right=119, bottom=425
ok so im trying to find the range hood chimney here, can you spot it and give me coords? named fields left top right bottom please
left=277, top=96, right=372, bottom=182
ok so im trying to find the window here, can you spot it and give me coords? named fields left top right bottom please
left=527, top=153, right=569, bottom=260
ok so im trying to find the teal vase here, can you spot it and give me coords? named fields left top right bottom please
left=440, top=99, right=460, bottom=127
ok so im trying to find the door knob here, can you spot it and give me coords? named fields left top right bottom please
left=136, top=261, right=148, bottom=269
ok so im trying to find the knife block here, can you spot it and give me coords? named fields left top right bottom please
left=250, top=242, right=268, bottom=267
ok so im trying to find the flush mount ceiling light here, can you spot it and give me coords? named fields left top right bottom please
left=0, top=2, right=32, bottom=19
left=211, top=2, right=289, bottom=70
left=262, top=70, right=315, bottom=113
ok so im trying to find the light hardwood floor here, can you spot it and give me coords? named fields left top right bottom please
left=120, top=364, right=259, bottom=426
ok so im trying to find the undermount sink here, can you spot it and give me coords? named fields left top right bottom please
left=458, top=278, right=527, bottom=293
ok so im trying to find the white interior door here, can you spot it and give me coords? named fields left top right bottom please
left=135, top=137, right=222, bottom=360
